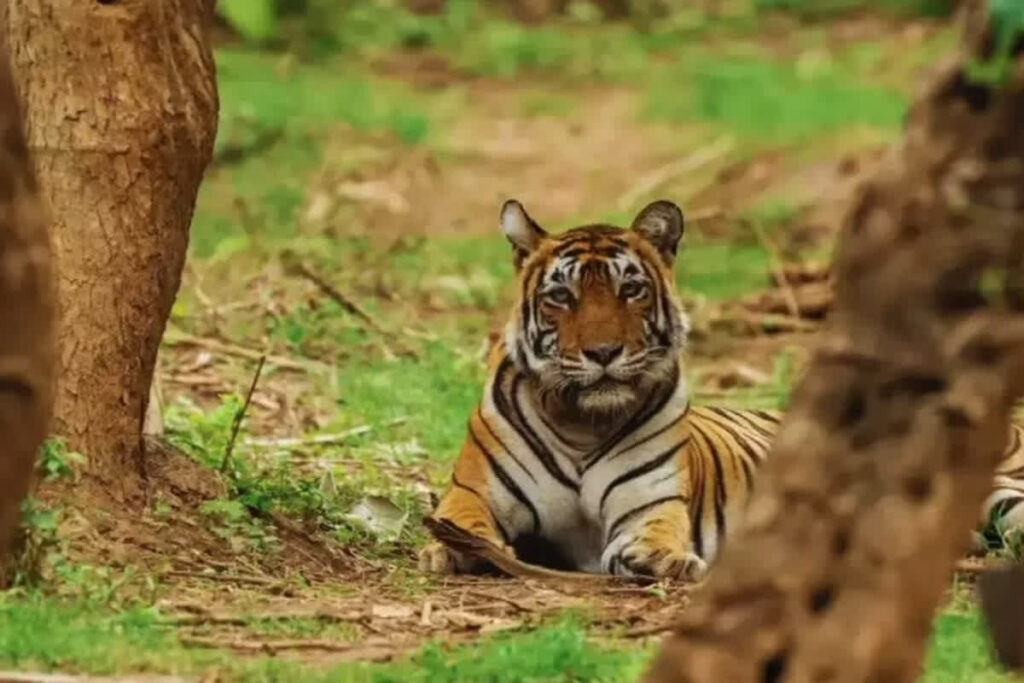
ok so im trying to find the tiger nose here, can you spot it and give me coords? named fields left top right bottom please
left=582, top=344, right=624, bottom=366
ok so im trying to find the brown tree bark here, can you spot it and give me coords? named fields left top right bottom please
left=0, top=51, right=54, bottom=565
left=1, top=1, right=218, bottom=499
left=645, top=4, right=1024, bottom=683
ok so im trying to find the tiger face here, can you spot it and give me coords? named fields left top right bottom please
left=501, top=200, right=688, bottom=417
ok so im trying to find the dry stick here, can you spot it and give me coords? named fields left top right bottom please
left=616, top=136, right=735, bottom=212
left=165, top=608, right=365, bottom=627
left=708, top=309, right=819, bottom=333
left=221, top=355, right=266, bottom=474
left=244, top=417, right=408, bottom=450
left=747, top=217, right=802, bottom=319
left=161, top=570, right=278, bottom=586
left=282, top=254, right=418, bottom=359
left=465, top=589, right=534, bottom=613
left=178, top=635, right=426, bottom=660
left=424, top=518, right=654, bottom=584
left=624, top=622, right=676, bottom=639
left=162, top=329, right=310, bottom=372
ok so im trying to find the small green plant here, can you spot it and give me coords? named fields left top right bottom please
left=165, top=393, right=429, bottom=555
left=770, top=348, right=796, bottom=410
left=200, top=499, right=283, bottom=554
left=37, top=439, right=86, bottom=482
left=966, top=0, right=1024, bottom=86
left=165, top=394, right=240, bottom=471
left=8, top=498, right=60, bottom=588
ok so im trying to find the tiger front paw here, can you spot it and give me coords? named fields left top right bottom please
left=417, top=539, right=517, bottom=575
left=616, top=543, right=708, bottom=582
left=418, top=541, right=468, bottom=574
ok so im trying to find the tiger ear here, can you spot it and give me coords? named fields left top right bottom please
left=501, top=199, right=547, bottom=270
left=631, top=200, right=684, bottom=266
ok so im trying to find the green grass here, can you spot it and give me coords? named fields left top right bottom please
left=0, top=596, right=647, bottom=682
left=754, top=0, right=955, bottom=19
left=0, top=593, right=1012, bottom=682
left=679, top=242, right=772, bottom=300
left=924, top=610, right=1012, bottom=683
left=216, top=48, right=432, bottom=151
left=336, top=343, right=486, bottom=459
left=647, top=53, right=907, bottom=144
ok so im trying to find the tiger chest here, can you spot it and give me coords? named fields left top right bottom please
left=515, top=487, right=605, bottom=573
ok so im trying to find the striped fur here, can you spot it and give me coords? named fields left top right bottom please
left=420, top=200, right=1024, bottom=579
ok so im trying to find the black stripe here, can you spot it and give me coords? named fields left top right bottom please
left=552, top=238, right=591, bottom=257
left=583, top=366, right=681, bottom=473
left=451, top=474, right=512, bottom=543
left=604, top=403, right=690, bottom=466
left=491, top=359, right=579, bottom=491
left=535, top=405, right=589, bottom=453
left=713, top=407, right=778, bottom=442
left=476, top=408, right=537, bottom=484
left=692, top=422, right=728, bottom=547
left=599, top=439, right=688, bottom=514
left=992, top=495, right=1024, bottom=515
left=697, top=411, right=772, bottom=467
left=985, top=496, right=1024, bottom=543
left=692, top=453, right=706, bottom=559
left=738, top=451, right=756, bottom=492
left=752, top=409, right=783, bottom=423
left=469, top=429, right=541, bottom=534
left=606, top=495, right=686, bottom=545
left=640, top=259, right=674, bottom=347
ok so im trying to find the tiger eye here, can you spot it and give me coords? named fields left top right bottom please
left=620, top=281, right=646, bottom=299
left=545, top=288, right=573, bottom=306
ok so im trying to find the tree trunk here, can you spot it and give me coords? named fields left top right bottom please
left=1, top=0, right=218, bottom=499
left=0, top=47, right=54, bottom=571
left=645, top=4, right=1024, bottom=682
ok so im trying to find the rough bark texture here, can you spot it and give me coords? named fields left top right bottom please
left=645, top=5, right=1024, bottom=683
left=0, top=51, right=54, bottom=567
left=1, top=0, right=218, bottom=498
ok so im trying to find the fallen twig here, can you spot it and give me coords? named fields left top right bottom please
left=708, top=309, right=820, bottom=334
left=424, top=518, right=654, bottom=584
left=623, top=622, right=676, bottom=638
left=616, top=137, right=735, bottom=212
left=160, top=570, right=278, bottom=587
left=161, top=329, right=311, bottom=372
left=244, top=417, right=407, bottom=450
left=465, top=589, right=534, bottom=613
left=748, top=219, right=801, bottom=319
left=221, top=355, right=265, bottom=473
left=178, top=635, right=416, bottom=661
left=266, top=511, right=352, bottom=572
left=281, top=252, right=418, bottom=359
left=954, top=557, right=1000, bottom=575
left=166, top=608, right=364, bottom=627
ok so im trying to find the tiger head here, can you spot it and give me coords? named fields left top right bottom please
left=500, top=199, right=688, bottom=418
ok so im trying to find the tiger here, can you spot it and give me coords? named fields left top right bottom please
left=419, top=199, right=1024, bottom=580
